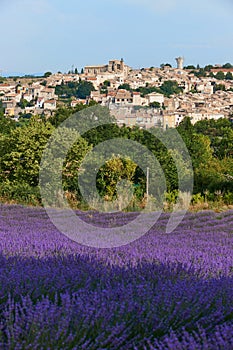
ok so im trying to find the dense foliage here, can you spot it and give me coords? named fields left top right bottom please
left=0, top=109, right=232, bottom=207
left=0, top=102, right=5, bottom=117
left=135, top=80, right=183, bottom=97
left=55, top=81, right=95, bottom=99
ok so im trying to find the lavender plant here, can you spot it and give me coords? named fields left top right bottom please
left=0, top=204, right=232, bottom=349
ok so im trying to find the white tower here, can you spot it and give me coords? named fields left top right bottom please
left=175, top=57, right=184, bottom=70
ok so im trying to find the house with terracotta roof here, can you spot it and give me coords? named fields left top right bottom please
left=39, top=87, right=56, bottom=100
left=44, top=99, right=56, bottom=110
left=210, top=68, right=233, bottom=75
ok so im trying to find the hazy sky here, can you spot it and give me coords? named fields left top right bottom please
left=1, top=0, right=233, bottom=75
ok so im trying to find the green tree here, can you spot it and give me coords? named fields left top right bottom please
left=0, top=101, right=5, bottom=117
left=177, top=116, right=194, bottom=134
left=55, top=81, right=95, bottom=99
left=44, top=72, right=52, bottom=78
left=193, top=117, right=233, bottom=156
left=76, top=81, right=95, bottom=99
left=194, top=68, right=206, bottom=77
left=214, top=84, right=226, bottom=92
left=103, top=80, right=110, bottom=87
left=135, top=85, right=160, bottom=97
left=225, top=72, right=233, bottom=80
left=194, top=158, right=225, bottom=193
left=18, top=113, right=33, bottom=126
left=47, top=127, right=92, bottom=195
left=222, top=63, right=233, bottom=68
left=0, top=116, right=92, bottom=205
left=18, top=98, right=29, bottom=109
left=100, top=86, right=108, bottom=94
left=96, top=155, right=137, bottom=201
left=160, top=80, right=183, bottom=96
left=49, top=104, right=87, bottom=127
left=204, top=64, right=213, bottom=72
left=160, top=63, right=172, bottom=68
left=0, top=115, right=16, bottom=134
left=118, top=83, right=131, bottom=91
left=215, top=71, right=225, bottom=80
left=149, top=102, right=161, bottom=108
left=0, top=117, right=54, bottom=186
left=184, top=65, right=196, bottom=70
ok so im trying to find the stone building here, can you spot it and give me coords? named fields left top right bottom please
left=84, top=59, right=130, bottom=77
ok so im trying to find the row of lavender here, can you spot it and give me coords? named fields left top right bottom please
left=0, top=205, right=232, bottom=349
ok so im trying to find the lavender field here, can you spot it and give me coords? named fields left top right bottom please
left=0, top=204, right=233, bottom=349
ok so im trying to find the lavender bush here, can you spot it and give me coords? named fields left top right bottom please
left=0, top=204, right=233, bottom=349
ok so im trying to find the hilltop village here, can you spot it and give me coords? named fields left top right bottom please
left=1, top=58, right=233, bottom=129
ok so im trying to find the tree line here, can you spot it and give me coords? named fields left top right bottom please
left=0, top=105, right=232, bottom=209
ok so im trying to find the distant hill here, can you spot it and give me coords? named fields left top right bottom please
left=2, top=72, right=44, bottom=78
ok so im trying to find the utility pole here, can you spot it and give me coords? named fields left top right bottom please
left=146, top=167, right=149, bottom=198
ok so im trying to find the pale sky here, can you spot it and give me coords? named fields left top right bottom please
left=1, top=0, right=233, bottom=75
